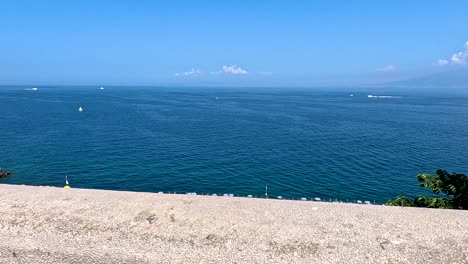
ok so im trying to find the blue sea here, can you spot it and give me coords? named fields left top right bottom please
left=1, top=86, right=467, bottom=203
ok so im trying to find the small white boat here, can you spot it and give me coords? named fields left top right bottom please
left=78, top=106, right=83, bottom=112
left=100, top=87, right=104, bottom=90
left=368, top=94, right=399, bottom=99
left=32, top=87, right=38, bottom=91
left=349, top=94, right=354, bottom=97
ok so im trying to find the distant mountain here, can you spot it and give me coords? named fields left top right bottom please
left=379, top=68, right=468, bottom=89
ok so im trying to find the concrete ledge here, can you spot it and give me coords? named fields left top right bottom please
left=0, top=184, right=467, bottom=263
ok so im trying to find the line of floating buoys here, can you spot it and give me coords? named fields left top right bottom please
left=16, top=182, right=376, bottom=204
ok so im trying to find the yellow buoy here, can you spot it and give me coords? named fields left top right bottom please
left=64, top=176, right=71, bottom=189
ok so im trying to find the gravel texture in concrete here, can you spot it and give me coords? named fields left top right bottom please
left=0, top=184, right=467, bottom=263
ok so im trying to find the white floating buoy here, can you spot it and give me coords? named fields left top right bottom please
left=64, top=176, right=70, bottom=189
left=78, top=106, right=83, bottom=112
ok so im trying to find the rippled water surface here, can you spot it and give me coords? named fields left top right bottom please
left=1, top=87, right=467, bottom=203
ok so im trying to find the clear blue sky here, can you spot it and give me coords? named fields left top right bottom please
left=1, top=0, right=467, bottom=86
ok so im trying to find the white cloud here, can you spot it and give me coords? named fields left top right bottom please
left=450, top=51, right=467, bottom=64
left=222, top=65, right=248, bottom=75
left=434, top=41, right=468, bottom=66
left=376, top=65, right=396, bottom=72
left=175, top=68, right=201, bottom=77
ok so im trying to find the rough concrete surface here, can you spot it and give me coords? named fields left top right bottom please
left=0, top=184, right=467, bottom=264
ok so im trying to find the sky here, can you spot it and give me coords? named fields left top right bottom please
left=1, top=0, right=467, bottom=87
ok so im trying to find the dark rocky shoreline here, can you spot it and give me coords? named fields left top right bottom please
left=0, top=170, right=12, bottom=179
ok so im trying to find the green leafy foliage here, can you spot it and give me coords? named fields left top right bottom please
left=386, top=169, right=468, bottom=209
left=385, top=195, right=414, bottom=207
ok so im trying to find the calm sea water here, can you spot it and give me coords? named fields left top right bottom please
left=1, top=86, right=467, bottom=203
